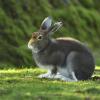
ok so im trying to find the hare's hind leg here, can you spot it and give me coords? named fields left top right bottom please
left=53, top=71, right=77, bottom=81
left=56, top=67, right=77, bottom=82
left=54, top=51, right=79, bottom=82
left=67, top=51, right=95, bottom=80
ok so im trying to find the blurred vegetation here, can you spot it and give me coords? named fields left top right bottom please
left=0, top=0, right=100, bottom=68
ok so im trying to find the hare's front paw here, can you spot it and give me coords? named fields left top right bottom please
left=38, top=73, right=50, bottom=78
left=38, top=71, right=54, bottom=78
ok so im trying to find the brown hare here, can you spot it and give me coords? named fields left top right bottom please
left=28, top=17, right=95, bottom=81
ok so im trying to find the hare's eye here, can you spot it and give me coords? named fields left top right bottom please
left=37, top=35, right=43, bottom=40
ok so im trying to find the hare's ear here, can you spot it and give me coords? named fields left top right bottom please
left=48, top=22, right=63, bottom=34
left=40, top=16, right=52, bottom=30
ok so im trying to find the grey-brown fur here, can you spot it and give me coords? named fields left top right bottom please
left=28, top=17, right=95, bottom=81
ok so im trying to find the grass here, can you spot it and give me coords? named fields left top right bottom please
left=0, top=67, right=100, bottom=100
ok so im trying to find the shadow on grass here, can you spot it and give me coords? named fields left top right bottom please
left=75, top=87, right=100, bottom=95
left=92, top=76, right=100, bottom=81
left=0, top=88, right=12, bottom=96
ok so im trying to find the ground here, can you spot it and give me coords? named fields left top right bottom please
left=0, top=67, right=100, bottom=100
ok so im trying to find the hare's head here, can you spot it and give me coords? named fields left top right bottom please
left=28, top=17, right=62, bottom=52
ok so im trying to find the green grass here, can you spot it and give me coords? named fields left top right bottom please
left=0, top=67, right=100, bottom=100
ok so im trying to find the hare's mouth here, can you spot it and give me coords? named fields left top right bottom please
left=28, top=40, right=39, bottom=53
left=28, top=39, right=34, bottom=49
left=28, top=43, right=40, bottom=53
left=28, top=41, right=33, bottom=49
left=28, top=43, right=33, bottom=49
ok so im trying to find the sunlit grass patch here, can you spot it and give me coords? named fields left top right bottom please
left=96, top=66, right=100, bottom=70
left=0, top=66, right=100, bottom=100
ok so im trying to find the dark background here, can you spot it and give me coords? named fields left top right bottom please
left=0, top=0, right=100, bottom=68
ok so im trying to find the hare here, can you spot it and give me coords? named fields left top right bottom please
left=28, top=17, right=95, bottom=81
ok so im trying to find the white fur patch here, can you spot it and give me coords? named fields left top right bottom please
left=38, top=71, right=53, bottom=78
left=28, top=44, right=33, bottom=49
left=28, top=43, right=40, bottom=53
left=57, top=67, right=77, bottom=81
left=54, top=73, right=74, bottom=81
left=58, top=67, right=69, bottom=77
left=71, top=71, right=78, bottom=81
